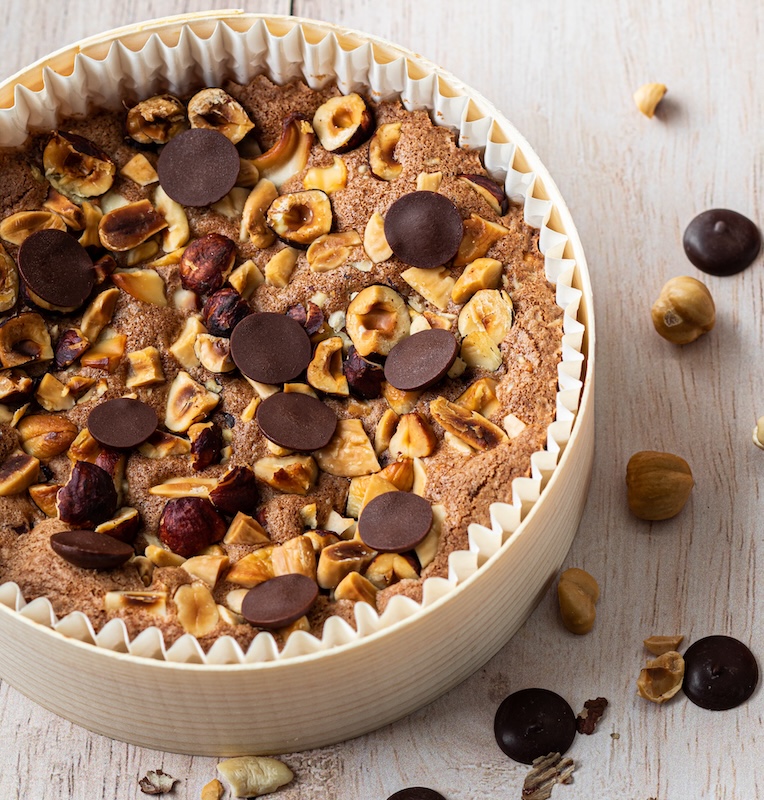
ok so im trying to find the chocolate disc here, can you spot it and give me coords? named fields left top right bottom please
left=230, top=313, right=312, bottom=384
left=87, top=398, right=158, bottom=449
left=50, top=529, right=133, bottom=571
left=257, top=392, right=337, bottom=451
left=683, top=209, right=761, bottom=276
left=384, top=329, right=458, bottom=391
left=358, top=492, right=433, bottom=553
left=157, top=128, right=240, bottom=207
left=17, top=229, right=95, bottom=309
left=384, top=192, right=464, bottom=268
left=387, top=790, right=446, bottom=800
left=241, top=574, right=319, bottom=630
left=683, top=635, right=759, bottom=710
left=494, top=688, right=577, bottom=764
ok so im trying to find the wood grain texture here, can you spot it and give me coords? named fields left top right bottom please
left=1, top=1, right=762, bottom=798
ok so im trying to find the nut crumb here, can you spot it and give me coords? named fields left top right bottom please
left=576, top=696, right=608, bottom=734
left=522, top=752, right=575, bottom=799
left=139, top=770, right=178, bottom=795
left=610, top=732, right=620, bottom=740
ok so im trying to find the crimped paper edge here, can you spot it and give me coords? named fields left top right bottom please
left=0, top=17, right=585, bottom=665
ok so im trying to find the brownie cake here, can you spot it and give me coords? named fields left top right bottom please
left=0, top=74, right=563, bottom=652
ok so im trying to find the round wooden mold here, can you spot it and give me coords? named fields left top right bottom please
left=0, top=13, right=595, bottom=755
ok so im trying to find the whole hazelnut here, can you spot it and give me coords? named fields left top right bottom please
left=626, top=450, right=694, bottom=520
left=180, top=233, right=237, bottom=296
left=202, top=288, right=252, bottom=337
left=56, top=461, right=118, bottom=527
left=651, top=276, right=715, bottom=344
left=159, top=497, right=227, bottom=558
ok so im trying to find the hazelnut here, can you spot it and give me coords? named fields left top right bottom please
left=286, top=301, right=325, bottom=336
left=644, top=635, right=685, bottom=656
left=138, top=431, right=192, bottom=459
left=103, top=590, right=168, bottom=616
left=314, top=418, right=380, bottom=477
left=0, top=244, right=18, bottom=313
left=53, top=328, right=90, bottom=369
left=145, top=544, right=187, bottom=567
left=266, top=190, right=333, bottom=248
left=456, top=377, right=500, bottom=418
left=225, top=547, right=276, bottom=588
left=346, top=285, right=410, bottom=357
left=94, top=507, right=141, bottom=543
left=67, top=428, right=102, bottom=464
left=174, top=583, right=219, bottom=637
left=149, top=476, right=217, bottom=499
left=228, top=259, right=264, bottom=300
left=458, top=174, right=509, bottom=216
left=43, top=131, right=115, bottom=200
left=80, top=288, right=119, bottom=343
left=240, top=179, right=279, bottom=249
left=253, top=455, right=318, bottom=495
left=159, top=496, right=227, bottom=558
left=0, top=451, right=40, bottom=496
left=79, top=330, right=126, bottom=372
left=126, top=346, right=165, bottom=388
left=224, top=511, right=270, bottom=545
left=28, top=483, right=61, bottom=517
left=169, top=315, right=207, bottom=371
left=202, top=288, right=251, bottom=338
left=343, top=346, right=385, bottom=399
left=364, top=553, right=419, bottom=590
left=264, top=247, right=299, bottom=288
left=271, top=535, right=318, bottom=581
left=306, top=230, right=362, bottom=273
left=374, top=408, right=400, bottom=455
left=212, top=185, right=251, bottom=220
left=120, top=154, right=159, bottom=187
left=179, top=233, right=236, bottom=295
left=458, top=288, right=514, bottom=343
left=334, top=571, right=378, bottom=605
left=78, top=201, right=104, bottom=248
left=111, top=268, right=168, bottom=307
left=453, top=213, right=509, bottom=267
left=451, top=258, right=503, bottom=304
left=651, top=276, right=715, bottom=344
left=165, top=371, right=220, bottom=433
left=189, top=422, right=223, bottom=472
left=209, top=465, right=258, bottom=516
left=307, top=336, right=349, bottom=396
left=43, top=188, right=86, bottom=230
left=182, top=554, right=229, bottom=588
left=187, top=88, right=254, bottom=144
left=216, top=756, right=293, bottom=799
left=304, top=529, right=340, bottom=553
left=388, top=412, right=437, bottom=459
left=0, top=313, right=53, bottom=369
left=154, top=185, right=190, bottom=251
left=253, top=114, right=314, bottom=188
left=369, top=122, right=402, bottom=181
left=416, top=171, right=442, bottom=192
left=313, top=93, right=373, bottom=153
left=126, top=94, right=187, bottom=145
left=633, top=83, right=668, bottom=118
left=363, top=211, right=393, bottom=264
left=98, top=199, right=168, bottom=252
left=753, top=417, right=764, bottom=451
left=0, top=368, right=32, bottom=404
left=637, top=651, right=685, bottom=703
left=626, top=450, right=694, bottom=521
left=56, top=461, right=118, bottom=527
left=316, top=539, right=377, bottom=590
left=401, top=267, right=455, bottom=311
left=382, top=383, right=421, bottom=416
left=303, top=155, right=348, bottom=193
left=17, top=414, right=78, bottom=460
left=460, top=331, right=502, bottom=372
left=194, top=333, right=235, bottom=373
left=557, top=567, right=600, bottom=635
left=429, top=396, right=507, bottom=451
left=201, top=779, right=224, bottom=800
left=0, top=210, right=67, bottom=246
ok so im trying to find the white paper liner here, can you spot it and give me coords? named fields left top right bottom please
left=0, top=16, right=585, bottom=665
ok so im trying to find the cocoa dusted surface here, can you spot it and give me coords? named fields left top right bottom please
left=0, top=75, right=563, bottom=653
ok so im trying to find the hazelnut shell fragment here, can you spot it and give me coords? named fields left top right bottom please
left=637, top=651, right=685, bottom=703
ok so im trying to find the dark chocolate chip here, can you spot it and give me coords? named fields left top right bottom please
left=494, top=688, right=577, bottom=764
left=384, top=329, right=458, bottom=391
left=256, top=392, right=337, bottom=452
left=230, top=312, right=312, bottom=384
left=17, top=229, right=94, bottom=309
left=358, top=492, right=433, bottom=553
left=683, top=209, right=761, bottom=276
left=87, top=397, right=158, bottom=449
left=50, top=529, right=133, bottom=571
left=157, top=128, right=240, bottom=207
left=387, top=789, right=447, bottom=800
left=683, top=635, right=758, bottom=710
left=384, top=191, right=463, bottom=269
left=240, top=574, right=319, bottom=630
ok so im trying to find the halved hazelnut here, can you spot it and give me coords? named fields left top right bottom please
left=53, top=328, right=90, bottom=369
left=228, top=259, right=264, bottom=300
left=225, top=547, right=276, bottom=588
left=0, top=211, right=66, bottom=246
left=42, top=188, right=85, bottom=230
left=174, top=583, right=219, bottom=637
left=188, top=88, right=254, bottom=144
left=401, top=267, right=455, bottom=312
left=236, top=158, right=260, bottom=188
left=346, top=285, right=409, bottom=357
left=43, top=131, right=115, bottom=200
left=271, top=535, right=317, bottom=581
left=95, top=506, right=141, bottom=543
left=369, top=122, right=402, bottom=181
left=314, top=419, right=380, bottom=477
left=429, top=396, right=507, bottom=451
left=202, top=288, right=251, bottom=338
left=0, top=368, right=32, bottom=404
left=180, top=233, right=236, bottom=296
left=458, top=288, right=514, bottom=344
left=382, top=382, right=421, bottom=416
left=458, top=174, right=509, bottom=216
left=388, top=412, right=437, bottom=459
left=56, top=461, right=118, bottom=527
left=17, top=414, right=78, bottom=460
left=374, top=408, right=400, bottom=455
left=453, top=214, right=510, bottom=267
left=153, top=185, right=189, bottom=252
left=104, top=590, right=168, bottom=616
left=0, top=244, right=18, bottom=313
left=313, top=93, right=373, bottom=153
left=451, top=258, right=503, bottom=304
left=317, top=539, right=377, bottom=590
left=79, top=330, right=126, bottom=372
left=364, top=553, right=419, bottom=590
left=194, top=333, right=235, bottom=373
left=460, top=331, right=502, bottom=371
left=138, top=430, right=192, bottom=459
left=456, top=376, right=500, bottom=418
left=165, top=371, right=220, bottom=433
left=306, top=230, right=361, bottom=273
left=264, top=247, right=299, bottom=288
left=363, top=211, right=393, bottom=264
left=126, top=94, right=187, bottom=145
left=343, top=346, right=384, bottom=400
left=224, top=511, right=270, bottom=545
left=267, top=190, right=333, bottom=248
left=303, top=155, right=348, bottom=194
left=98, top=199, right=168, bottom=252
left=169, top=316, right=207, bottom=371
left=0, top=451, right=40, bottom=496
left=120, top=153, right=158, bottom=187
left=126, top=346, right=165, bottom=388
left=253, top=114, right=315, bottom=188
left=209, top=465, right=258, bottom=516
left=307, top=336, right=349, bottom=396
left=80, top=288, right=119, bottom=343
left=0, top=313, right=53, bottom=369
left=240, top=179, right=279, bottom=248
left=28, top=482, right=61, bottom=517
left=254, top=455, right=318, bottom=495
left=111, top=268, right=168, bottom=306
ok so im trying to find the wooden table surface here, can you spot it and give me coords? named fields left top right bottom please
left=1, top=1, right=762, bottom=798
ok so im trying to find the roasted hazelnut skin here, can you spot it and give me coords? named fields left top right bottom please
left=209, top=465, right=258, bottom=516
left=202, top=288, right=252, bottom=337
left=343, top=346, right=384, bottom=399
left=286, top=301, right=325, bottom=336
left=56, top=461, right=119, bottom=528
left=159, top=497, right=227, bottom=558
left=54, top=328, right=89, bottom=369
left=190, top=423, right=223, bottom=472
left=179, top=233, right=237, bottom=296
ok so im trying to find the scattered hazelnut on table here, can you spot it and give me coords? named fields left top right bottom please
left=633, top=82, right=668, bottom=118
left=637, top=650, right=685, bottom=703
left=626, top=450, right=694, bottom=520
left=557, top=567, right=600, bottom=634
left=752, top=417, right=764, bottom=450
left=651, top=276, right=715, bottom=344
